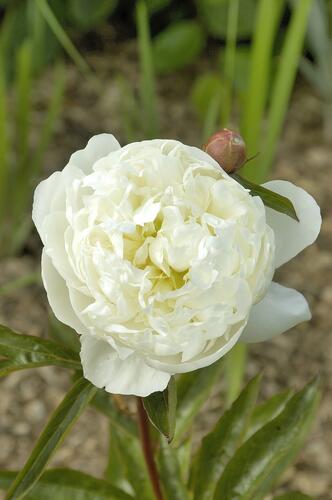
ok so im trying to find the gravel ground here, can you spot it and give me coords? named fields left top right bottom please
left=0, top=46, right=331, bottom=499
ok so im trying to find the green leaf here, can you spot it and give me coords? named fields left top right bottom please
left=192, top=375, right=261, bottom=500
left=105, top=425, right=133, bottom=494
left=143, top=376, right=177, bottom=441
left=174, top=357, right=224, bottom=444
left=246, top=389, right=293, bottom=439
left=158, top=437, right=189, bottom=500
left=176, top=436, right=192, bottom=484
left=0, top=323, right=81, bottom=377
left=0, top=468, right=133, bottom=499
left=153, top=20, right=205, bottom=74
left=224, top=343, right=247, bottom=406
left=69, top=0, right=118, bottom=30
left=196, top=0, right=256, bottom=39
left=274, top=492, right=314, bottom=500
left=232, top=174, right=299, bottom=221
left=112, top=426, right=155, bottom=500
left=5, top=378, right=97, bottom=499
left=213, top=378, right=321, bottom=500
left=91, top=390, right=138, bottom=438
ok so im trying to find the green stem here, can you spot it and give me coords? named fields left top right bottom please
left=136, top=398, right=164, bottom=500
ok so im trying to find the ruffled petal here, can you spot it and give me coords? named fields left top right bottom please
left=263, top=180, right=321, bottom=267
left=146, top=322, right=245, bottom=374
left=69, top=133, right=121, bottom=174
left=41, top=251, right=88, bottom=335
left=240, top=281, right=311, bottom=343
left=80, top=335, right=170, bottom=396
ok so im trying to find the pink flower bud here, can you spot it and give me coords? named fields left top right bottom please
left=203, top=128, right=247, bottom=173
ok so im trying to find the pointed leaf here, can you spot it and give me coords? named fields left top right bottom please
left=143, top=376, right=177, bottom=441
left=176, top=436, right=193, bottom=484
left=174, top=357, right=225, bottom=444
left=158, top=437, right=189, bottom=500
left=112, top=426, right=155, bottom=500
left=0, top=323, right=81, bottom=377
left=213, top=378, right=320, bottom=500
left=246, top=389, right=293, bottom=439
left=0, top=468, right=132, bottom=499
left=105, top=425, right=133, bottom=494
left=232, top=174, right=299, bottom=221
left=5, top=378, right=97, bottom=499
left=193, top=375, right=261, bottom=500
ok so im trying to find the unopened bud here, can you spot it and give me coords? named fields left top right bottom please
left=203, top=128, right=247, bottom=173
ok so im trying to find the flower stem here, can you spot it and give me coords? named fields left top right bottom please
left=136, top=398, right=164, bottom=500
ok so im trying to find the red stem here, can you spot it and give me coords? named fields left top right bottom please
left=136, top=398, right=164, bottom=500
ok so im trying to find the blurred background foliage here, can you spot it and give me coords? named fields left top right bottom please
left=0, top=0, right=331, bottom=259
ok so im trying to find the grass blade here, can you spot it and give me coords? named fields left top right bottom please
left=254, top=0, right=313, bottom=183
left=35, top=0, right=92, bottom=76
left=220, top=0, right=239, bottom=127
left=136, top=0, right=158, bottom=138
left=241, top=0, right=285, bottom=180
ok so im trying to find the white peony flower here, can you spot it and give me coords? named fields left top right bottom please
left=32, top=134, right=321, bottom=397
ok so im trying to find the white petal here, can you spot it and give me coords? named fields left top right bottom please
left=32, top=165, right=83, bottom=240
left=80, top=335, right=170, bottom=396
left=240, top=281, right=311, bottom=343
left=147, top=322, right=245, bottom=374
left=32, top=171, right=61, bottom=238
left=263, top=180, right=321, bottom=267
left=41, top=251, right=88, bottom=335
left=69, top=133, right=121, bottom=174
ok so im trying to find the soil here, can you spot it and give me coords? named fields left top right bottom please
left=0, top=43, right=331, bottom=499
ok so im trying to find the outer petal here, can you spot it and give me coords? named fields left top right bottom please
left=69, top=133, right=121, bottom=174
left=240, top=281, right=311, bottom=343
left=263, top=180, right=321, bottom=267
left=41, top=251, right=88, bottom=336
left=80, top=335, right=170, bottom=397
left=32, top=164, right=83, bottom=241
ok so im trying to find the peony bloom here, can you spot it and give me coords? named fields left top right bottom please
left=33, top=135, right=321, bottom=396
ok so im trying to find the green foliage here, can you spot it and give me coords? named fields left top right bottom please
left=174, top=357, right=224, bottom=443
left=195, top=0, right=255, bottom=39
left=192, top=375, right=261, bottom=500
left=109, top=426, right=155, bottom=500
left=92, top=391, right=138, bottom=437
left=143, top=377, right=177, bottom=442
left=153, top=20, right=206, bottom=74
left=0, top=323, right=80, bottom=376
left=136, top=0, right=159, bottom=138
left=0, top=40, right=64, bottom=257
left=233, top=174, right=299, bottom=221
left=69, top=0, right=118, bottom=30
left=0, top=469, right=133, bottom=500
left=213, top=378, right=320, bottom=500
left=5, top=378, right=97, bottom=499
left=158, top=437, right=189, bottom=500
left=246, top=389, right=294, bottom=439
left=243, top=0, right=313, bottom=182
